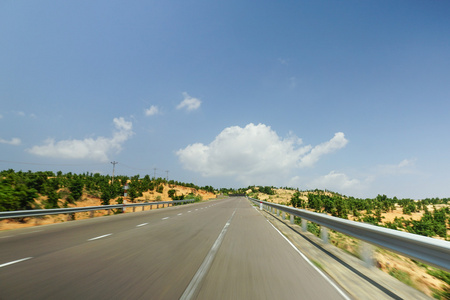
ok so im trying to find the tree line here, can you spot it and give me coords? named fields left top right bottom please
left=0, top=169, right=215, bottom=212
left=289, top=190, right=449, bottom=239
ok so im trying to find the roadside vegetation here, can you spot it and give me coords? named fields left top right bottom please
left=247, top=186, right=450, bottom=299
left=0, top=169, right=215, bottom=216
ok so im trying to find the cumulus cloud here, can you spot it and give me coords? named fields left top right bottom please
left=145, top=105, right=161, bottom=116
left=0, top=137, right=21, bottom=146
left=176, top=92, right=201, bottom=112
left=27, top=117, right=134, bottom=162
left=298, top=132, right=348, bottom=167
left=176, top=123, right=348, bottom=185
left=307, top=171, right=360, bottom=190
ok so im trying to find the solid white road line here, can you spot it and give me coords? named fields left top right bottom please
left=137, top=223, right=148, bottom=227
left=178, top=213, right=183, bottom=216
left=180, top=208, right=237, bottom=300
left=0, top=257, right=33, bottom=268
left=88, top=234, right=112, bottom=241
left=266, top=220, right=351, bottom=300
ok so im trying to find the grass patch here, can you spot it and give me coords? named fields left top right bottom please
left=427, top=269, right=450, bottom=285
left=388, top=268, right=415, bottom=288
left=431, top=286, right=450, bottom=300
left=311, top=259, right=324, bottom=270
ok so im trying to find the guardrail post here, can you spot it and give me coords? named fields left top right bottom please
left=321, top=226, right=329, bottom=244
left=142, top=206, right=145, bottom=211
left=90, top=211, right=94, bottom=218
left=282, top=211, right=285, bottom=220
left=302, top=219, right=307, bottom=232
left=290, top=214, right=294, bottom=224
left=67, top=213, right=74, bottom=221
left=360, top=242, right=375, bottom=268
left=133, top=206, right=136, bottom=212
left=277, top=209, right=280, bottom=217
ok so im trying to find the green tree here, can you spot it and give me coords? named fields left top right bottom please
left=290, top=192, right=304, bottom=208
left=15, top=184, right=38, bottom=210
left=101, top=185, right=112, bottom=205
left=0, top=184, right=18, bottom=211
left=168, top=189, right=177, bottom=200
left=45, top=190, right=59, bottom=209
left=69, top=176, right=84, bottom=201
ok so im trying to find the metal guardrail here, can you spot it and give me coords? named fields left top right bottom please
left=0, top=199, right=196, bottom=220
left=249, top=197, right=450, bottom=272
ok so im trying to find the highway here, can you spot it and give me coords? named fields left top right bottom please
left=0, top=197, right=350, bottom=299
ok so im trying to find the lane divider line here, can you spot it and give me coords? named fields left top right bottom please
left=180, top=208, right=237, bottom=300
left=0, top=257, right=33, bottom=268
left=137, top=223, right=148, bottom=227
left=178, top=213, right=183, bottom=216
left=162, top=217, right=169, bottom=220
left=88, top=234, right=112, bottom=241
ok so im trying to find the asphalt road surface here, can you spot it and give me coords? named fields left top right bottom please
left=0, top=197, right=350, bottom=299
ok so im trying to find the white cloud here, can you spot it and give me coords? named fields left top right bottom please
left=27, top=117, right=134, bottom=162
left=398, top=158, right=415, bottom=168
left=13, top=111, right=36, bottom=118
left=0, top=137, right=21, bottom=146
left=298, top=132, right=348, bottom=167
left=176, top=123, right=348, bottom=185
left=145, top=105, right=161, bottom=116
left=307, top=171, right=361, bottom=190
left=176, top=92, right=201, bottom=112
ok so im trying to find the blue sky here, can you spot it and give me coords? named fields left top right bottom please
left=1, top=1, right=450, bottom=199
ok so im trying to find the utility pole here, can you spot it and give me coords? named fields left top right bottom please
left=111, top=161, right=118, bottom=184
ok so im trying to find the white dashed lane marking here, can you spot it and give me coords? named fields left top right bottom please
left=0, top=257, right=33, bottom=268
left=88, top=234, right=112, bottom=241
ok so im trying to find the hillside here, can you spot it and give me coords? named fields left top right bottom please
left=0, top=179, right=216, bottom=230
